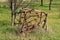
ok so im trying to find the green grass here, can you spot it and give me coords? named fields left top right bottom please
left=0, top=0, right=60, bottom=40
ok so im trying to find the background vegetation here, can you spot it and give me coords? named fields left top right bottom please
left=0, top=0, right=60, bottom=40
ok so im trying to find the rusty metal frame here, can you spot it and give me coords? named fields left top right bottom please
left=14, top=9, right=47, bottom=34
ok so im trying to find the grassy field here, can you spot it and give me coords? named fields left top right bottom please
left=0, top=0, right=60, bottom=40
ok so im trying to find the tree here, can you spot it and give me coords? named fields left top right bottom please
left=41, top=0, right=43, bottom=6
left=49, top=0, right=53, bottom=10
left=9, top=0, right=31, bottom=25
left=9, top=0, right=17, bottom=25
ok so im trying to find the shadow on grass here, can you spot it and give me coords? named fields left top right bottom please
left=6, top=27, right=18, bottom=35
left=0, top=20, right=19, bottom=35
left=0, top=20, right=11, bottom=26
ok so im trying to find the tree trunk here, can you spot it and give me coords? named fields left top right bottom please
left=9, top=0, right=16, bottom=25
left=41, top=0, right=43, bottom=6
left=49, top=0, right=52, bottom=10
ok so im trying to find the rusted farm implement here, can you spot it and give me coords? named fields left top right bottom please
left=14, top=8, right=48, bottom=35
